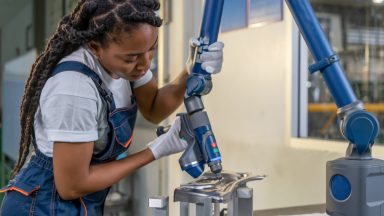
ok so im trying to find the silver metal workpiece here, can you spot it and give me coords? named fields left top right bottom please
left=175, top=171, right=265, bottom=204
left=174, top=171, right=266, bottom=216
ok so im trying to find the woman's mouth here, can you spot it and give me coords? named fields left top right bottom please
left=132, top=71, right=146, bottom=78
left=131, top=73, right=145, bottom=79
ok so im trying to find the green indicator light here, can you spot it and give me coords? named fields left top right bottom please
left=213, top=148, right=219, bottom=153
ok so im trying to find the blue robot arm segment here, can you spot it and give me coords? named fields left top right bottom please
left=192, top=0, right=224, bottom=76
left=285, top=0, right=356, bottom=107
left=186, top=0, right=224, bottom=97
left=285, top=0, right=380, bottom=154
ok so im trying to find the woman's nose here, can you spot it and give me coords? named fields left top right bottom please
left=136, top=52, right=152, bottom=71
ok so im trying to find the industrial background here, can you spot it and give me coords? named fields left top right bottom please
left=1, top=0, right=384, bottom=215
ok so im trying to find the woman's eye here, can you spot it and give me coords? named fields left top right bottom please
left=149, top=46, right=158, bottom=52
left=122, top=58, right=136, bottom=63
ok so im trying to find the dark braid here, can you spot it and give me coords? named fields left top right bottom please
left=11, top=0, right=162, bottom=178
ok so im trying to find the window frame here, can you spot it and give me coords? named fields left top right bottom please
left=292, top=1, right=384, bottom=146
left=221, top=0, right=284, bottom=32
left=248, top=0, right=284, bottom=28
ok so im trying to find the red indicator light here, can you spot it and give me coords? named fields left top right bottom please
left=211, top=142, right=217, bottom=148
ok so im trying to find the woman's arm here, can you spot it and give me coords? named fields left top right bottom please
left=53, top=141, right=155, bottom=200
left=134, top=69, right=188, bottom=124
left=135, top=40, right=224, bottom=124
left=53, top=117, right=187, bottom=200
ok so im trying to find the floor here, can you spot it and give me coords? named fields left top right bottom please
left=253, top=204, right=326, bottom=216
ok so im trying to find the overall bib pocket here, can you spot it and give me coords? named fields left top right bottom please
left=113, top=118, right=134, bottom=148
left=0, top=180, right=41, bottom=215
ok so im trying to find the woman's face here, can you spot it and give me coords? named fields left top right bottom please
left=89, top=23, right=158, bottom=81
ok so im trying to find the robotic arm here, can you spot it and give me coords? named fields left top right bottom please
left=285, top=1, right=381, bottom=215
left=181, top=0, right=380, bottom=177
left=285, top=0, right=379, bottom=156
left=178, top=0, right=225, bottom=179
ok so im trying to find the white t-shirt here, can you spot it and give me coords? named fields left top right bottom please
left=33, top=47, right=153, bottom=157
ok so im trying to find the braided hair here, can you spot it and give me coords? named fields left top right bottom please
left=11, top=0, right=163, bottom=178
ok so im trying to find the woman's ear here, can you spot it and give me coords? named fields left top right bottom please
left=87, top=41, right=101, bottom=58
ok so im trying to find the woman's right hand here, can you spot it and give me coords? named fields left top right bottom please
left=147, top=117, right=189, bottom=159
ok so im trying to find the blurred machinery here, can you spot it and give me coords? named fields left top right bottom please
left=1, top=50, right=36, bottom=186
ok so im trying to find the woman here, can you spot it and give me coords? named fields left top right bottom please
left=0, top=0, right=224, bottom=215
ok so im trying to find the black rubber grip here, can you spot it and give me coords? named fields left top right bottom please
left=156, top=125, right=170, bottom=137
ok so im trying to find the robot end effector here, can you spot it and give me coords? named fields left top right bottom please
left=156, top=112, right=222, bottom=178
left=177, top=113, right=222, bottom=178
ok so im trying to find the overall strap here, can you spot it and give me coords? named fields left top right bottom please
left=129, top=81, right=135, bottom=104
left=51, top=61, right=116, bottom=110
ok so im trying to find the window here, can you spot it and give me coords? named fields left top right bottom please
left=249, top=0, right=283, bottom=27
left=221, top=0, right=283, bottom=32
left=298, top=0, right=384, bottom=143
left=221, top=0, right=247, bottom=32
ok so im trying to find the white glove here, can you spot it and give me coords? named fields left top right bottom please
left=148, top=117, right=188, bottom=160
left=186, top=37, right=224, bottom=74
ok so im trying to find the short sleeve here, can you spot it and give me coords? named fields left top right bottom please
left=133, top=70, right=153, bottom=88
left=39, top=72, right=100, bottom=142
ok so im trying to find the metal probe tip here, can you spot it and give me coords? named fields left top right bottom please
left=214, top=173, right=222, bottom=180
left=209, top=162, right=223, bottom=180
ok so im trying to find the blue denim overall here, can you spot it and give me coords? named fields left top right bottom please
left=0, top=61, right=137, bottom=215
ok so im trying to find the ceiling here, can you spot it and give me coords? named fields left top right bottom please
left=0, top=0, right=30, bottom=28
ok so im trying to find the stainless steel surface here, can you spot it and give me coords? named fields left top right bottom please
left=174, top=171, right=265, bottom=203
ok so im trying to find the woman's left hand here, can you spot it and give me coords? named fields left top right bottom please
left=186, top=37, right=224, bottom=74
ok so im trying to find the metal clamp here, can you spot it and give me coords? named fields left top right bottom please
left=309, top=54, right=339, bottom=74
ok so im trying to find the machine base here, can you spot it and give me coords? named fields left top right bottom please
left=326, top=157, right=384, bottom=216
